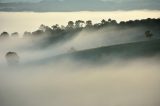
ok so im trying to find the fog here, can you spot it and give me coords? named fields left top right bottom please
left=0, top=10, right=160, bottom=106
left=0, top=32, right=160, bottom=106
left=62, top=27, right=148, bottom=50
left=0, top=57, right=160, bottom=106
left=0, top=25, right=154, bottom=65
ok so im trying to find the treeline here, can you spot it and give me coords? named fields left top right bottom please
left=0, top=18, right=159, bottom=40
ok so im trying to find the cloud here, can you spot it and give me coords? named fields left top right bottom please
left=0, top=0, right=159, bottom=12
left=0, top=0, right=41, bottom=3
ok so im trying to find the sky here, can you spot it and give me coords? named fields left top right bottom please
left=0, top=0, right=40, bottom=2
left=0, top=0, right=160, bottom=12
left=0, top=10, right=160, bottom=35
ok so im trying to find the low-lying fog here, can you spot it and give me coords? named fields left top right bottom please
left=0, top=32, right=160, bottom=106
left=0, top=57, right=160, bottom=106
left=0, top=10, right=160, bottom=106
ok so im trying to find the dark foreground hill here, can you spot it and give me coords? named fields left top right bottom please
left=38, top=39, right=160, bottom=65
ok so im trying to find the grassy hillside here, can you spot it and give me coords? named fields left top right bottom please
left=56, top=39, right=160, bottom=62
left=30, top=39, right=160, bottom=65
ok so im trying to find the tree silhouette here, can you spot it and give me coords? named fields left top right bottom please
left=52, top=24, right=60, bottom=31
left=5, top=52, right=19, bottom=65
left=11, top=32, right=19, bottom=37
left=107, top=18, right=117, bottom=25
left=110, top=20, right=117, bottom=25
left=145, top=30, right=153, bottom=38
left=119, top=21, right=125, bottom=25
left=1, top=18, right=160, bottom=42
left=0, top=32, right=9, bottom=38
left=66, top=21, right=74, bottom=30
left=75, top=20, right=85, bottom=28
left=60, top=25, right=65, bottom=30
left=108, top=18, right=112, bottom=23
left=23, top=31, right=32, bottom=37
left=86, top=20, right=92, bottom=28
left=39, top=24, right=47, bottom=32
left=32, top=30, right=44, bottom=37
left=69, top=47, right=76, bottom=53
left=101, top=19, right=106, bottom=25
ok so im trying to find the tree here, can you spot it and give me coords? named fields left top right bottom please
left=23, top=31, right=32, bottom=37
left=145, top=30, right=153, bottom=38
left=0, top=32, right=9, bottom=38
left=110, top=20, right=117, bottom=25
left=39, top=24, right=47, bottom=32
left=75, top=20, right=85, bottom=28
left=11, top=32, right=19, bottom=37
left=119, top=21, right=125, bottom=25
left=94, top=23, right=101, bottom=28
left=44, top=26, right=53, bottom=35
left=32, top=30, right=44, bottom=37
left=5, top=52, right=19, bottom=65
left=107, top=18, right=117, bottom=25
left=66, top=21, right=74, bottom=30
left=86, top=20, right=92, bottom=28
left=69, top=47, right=76, bottom=53
left=101, top=19, right=106, bottom=25
left=108, top=18, right=112, bottom=23
left=52, top=24, right=60, bottom=31
left=60, top=25, right=65, bottom=30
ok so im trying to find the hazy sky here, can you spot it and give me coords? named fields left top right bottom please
left=0, top=0, right=159, bottom=2
left=0, top=0, right=160, bottom=12
left=0, top=10, right=160, bottom=34
left=0, top=0, right=41, bottom=2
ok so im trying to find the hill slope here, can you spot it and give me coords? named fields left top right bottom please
left=29, top=39, right=160, bottom=66
left=56, top=39, right=160, bottom=61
